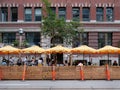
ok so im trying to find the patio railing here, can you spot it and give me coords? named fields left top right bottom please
left=0, top=66, right=120, bottom=80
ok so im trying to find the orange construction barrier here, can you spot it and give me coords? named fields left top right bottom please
left=80, top=66, right=84, bottom=80
left=106, top=65, right=110, bottom=80
left=22, top=64, right=26, bottom=81
left=52, top=65, right=56, bottom=80
left=0, top=67, right=2, bottom=80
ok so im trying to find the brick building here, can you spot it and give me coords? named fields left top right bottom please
left=0, top=0, right=120, bottom=65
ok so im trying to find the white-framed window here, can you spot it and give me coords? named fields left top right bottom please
left=72, top=7, right=80, bottom=21
left=106, top=7, right=113, bottom=21
left=24, top=7, right=32, bottom=21
left=96, top=7, right=104, bottom=21
left=35, top=7, right=42, bottom=21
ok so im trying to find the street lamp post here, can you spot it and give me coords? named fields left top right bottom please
left=18, top=28, right=24, bottom=48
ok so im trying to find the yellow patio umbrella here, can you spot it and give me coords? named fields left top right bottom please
left=21, top=45, right=45, bottom=54
left=44, top=45, right=70, bottom=66
left=97, top=45, right=120, bottom=65
left=0, top=45, right=21, bottom=60
left=97, top=45, right=120, bottom=54
left=45, top=45, right=70, bottom=54
left=0, top=45, right=21, bottom=54
left=71, top=45, right=97, bottom=65
left=71, top=45, right=97, bottom=54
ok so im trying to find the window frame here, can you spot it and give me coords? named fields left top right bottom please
left=82, top=7, right=90, bottom=21
left=24, top=7, right=32, bottom=21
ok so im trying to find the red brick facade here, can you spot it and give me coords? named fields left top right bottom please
left=0, top=0, right=120, bottom=49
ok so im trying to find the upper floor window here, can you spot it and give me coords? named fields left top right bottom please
left=82, top=7, right=90, bottom=21
left=73, top=33, right=88, bottom=47
left=96, top=7, right=103, bottom=21
left=11, top=7, right=18, bottom=21
left=24, top=8, right=32, bottom=21
left=48, top=7, right=56, bottom=18
left=72, top=7, right=80, bottom=21
left=51, top=7, right=56, bottom=14
left=2, top=32, right=16, bottom=44
left=1, top=7, right=8, bottom=22
left=98, top=33, right=112, bottom=48
left=106, top=7, right=113, bottom=21
left=35, top=8, right=42, bottom=21
left=58, top=7, right=66, bottom=20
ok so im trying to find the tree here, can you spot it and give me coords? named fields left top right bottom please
left=41, top=0, right=83, bottom=46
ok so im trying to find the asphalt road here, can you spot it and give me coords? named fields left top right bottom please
left=0, top=80, right=120, bottom=90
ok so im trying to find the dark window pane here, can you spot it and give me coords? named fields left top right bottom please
left=98, top=33, right=112, bottom=48
left=96, top=7, right=103, bottom=21
left=72, top=7, right=80, bottom=21
left=106, top=7, right=113, bottom=21
left=25, top=8, right=32, bottom=21
left=73, top=33, right=88, bottom=47
left=35, top=8, right=42, bottom=21
left=2, top=32, right=16, bottom=44
left=11, top=7, right=18, bottom=21
left=25, top=32, right=40, bottom=46
left=1, top=7, right=8, bottom=22
left=58, top=7, right=66, bottom=20
left=82, top=7, right=90, bottom=21
left=51, top=7, right=56, bottom=14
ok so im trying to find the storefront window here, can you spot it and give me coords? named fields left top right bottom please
left=25, top=32, right=40, bottom=46
left=98, top=33, right=112, bottom=48
left=2, top=32, right=16, bottom=44
left=73, top=33, right=88, bottom=47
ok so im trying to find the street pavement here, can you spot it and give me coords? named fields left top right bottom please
left=0, top=80, right=120, bottom=90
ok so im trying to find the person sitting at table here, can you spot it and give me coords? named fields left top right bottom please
left=113, top=60, right=118, bottom=66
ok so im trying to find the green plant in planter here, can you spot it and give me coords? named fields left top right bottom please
left=13, top=40, right=19, bottom=47
left=22, top=40, right=29, bottom=47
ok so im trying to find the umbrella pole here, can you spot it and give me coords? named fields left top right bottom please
left=69, top=54, right=72, bottom=66
left=83, top=53, right=84, bottom=61
left=8, top=53, right=9, bottom=66
left=108, top=54, right=109, bottom=65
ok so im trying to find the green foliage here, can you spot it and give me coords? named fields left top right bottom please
left=22, top=40, right=29, bottom=47
left=13, top=40, right=19, bottom=47
left=41, top=0, right=83, bottom=45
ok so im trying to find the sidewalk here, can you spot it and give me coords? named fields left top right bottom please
left=0, top=80, right=120, bottom=90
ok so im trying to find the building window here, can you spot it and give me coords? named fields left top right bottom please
left=98, top=33, right=112, bottom=48
left=96, top=7, right=104, bottom=21
left=24, top=8, right=32, bottom=21
left=72, top=7, right=80, bottom=21
left=11, top=7, right=18, bottom=21
left=48, top=7, right=56, bottom=18
left=2, top=32, right=16, bottom=44
left=73, top=33, right=88, bottom=47
left=82, top=7, right=90, bottom=21
left=1, top=7, right=8, bottom=22
left=25, top=32, right=40, bottom=46
left=58, top=7, right=66, bottom=20
left=35, top=8, right=42, bottom=21
left=51, top=7, right=56, bottom=14
left=106, top=7, right=113, bottom=21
